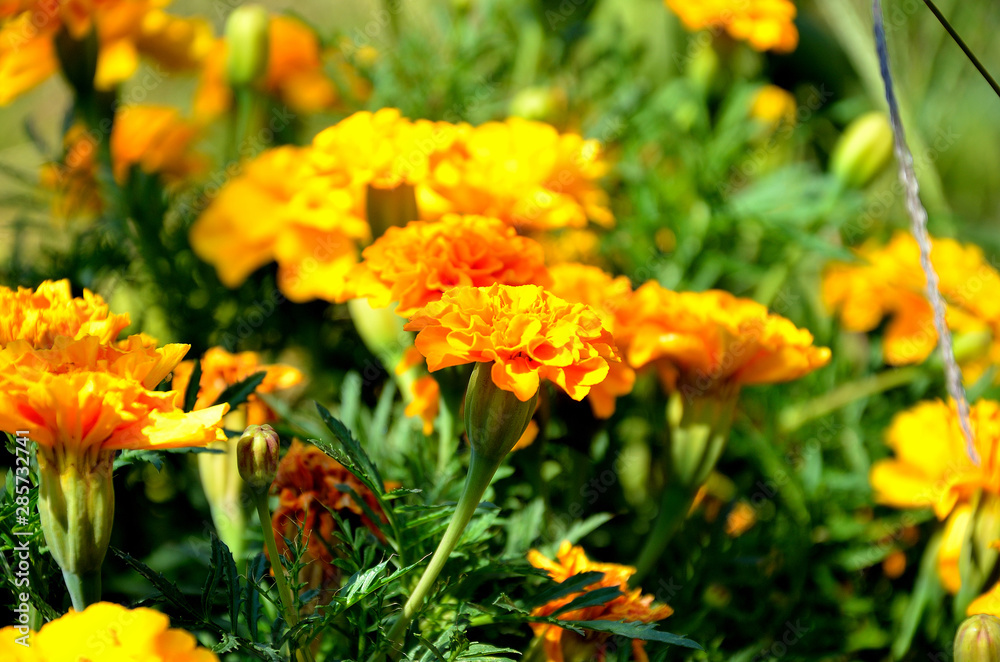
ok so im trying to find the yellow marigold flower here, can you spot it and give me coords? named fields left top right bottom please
left=0, top=601, right=218, bottom=661
left=0, top=279, right=130, bottom=348
left=271, top=441, right=394, bottom=603
left=869, top=399, right=1000, bottom=519
left=421, top=117, right=613, bottom=231
left=347, top=215, right=552, bottom=315
left=0, top=1, right=211, bottom=105
left=547, top=263, right=635, bottom=418
left=405, top=375, right=440, bottom=436
left=823, top=232, right=1000, bottom=381
left=190, top=145, right=369, bottom=302
left=405, top=283, right=620, bottom=402
left=528, top=541, right=674, bottom=662
left=171, top=346, right=303, bottom=425
left=616, top=281, right=830, bottom=395
left=750, top=84, right=796, bottom=125
left=195, top=14, right=355, bottom=118
left=665, top=0, right=798, bottom=53
left=41, top=106, right=205, bottom=219
left=939, top=503, right=973, bottom=593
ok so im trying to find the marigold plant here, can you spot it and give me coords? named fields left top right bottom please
left=664, top=0, right=799, bottom=53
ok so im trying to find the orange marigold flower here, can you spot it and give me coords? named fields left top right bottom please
left=0, top=279, right=131, bottom=349
left=41, top=106, right=205, bottom=219
left=616, top=281, right=830, bottom=395
left=823, top=232, right=1000, bottom=382
left=547, top=263, right=635, bottom=418
left=750, top=85, right=797, bottom=125
left=404, top=375, right=440, bottom=436
left=528, top=541, right=674, bottom=662
left=405, top=283, right=620, bottom=402
left=0, top=1, right=212, bottom=105
left=0, top=601, right=219, bottom=661
left=171, top=347, right=303, bottom=425
left=421, top=117, right=613, bottom=231
left=347, top=215, right=552, bottom=315
left=270, top=440, right=393, bottom=598
left=664, top=0, right=798, bottom=53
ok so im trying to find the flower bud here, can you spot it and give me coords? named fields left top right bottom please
left=225, top=5, right=270, bottom=87
left=508, top=86, right=565, bottom=123
left=666, top=388, right=738, bottom=490
left=464, top=362, right=538, bottom=464
left=347, top=296, right=409, bottom=362
left=830, top=111, right=894, bottom=188
left=954, top=614, right=1000, bottom=662
left=237, top=424, right=280, bottom=492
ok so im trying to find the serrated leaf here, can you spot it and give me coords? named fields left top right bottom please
left=564, top=621, right=701, bottom=650
left=314, top=402, right=385, bottom=489
left=183, top=359, right=203, bottom=412
left=111, top=547, right=200, bottom=619
left=211, top=632, right=240, bottom=654
left=244, top=553, right=266, bottom=641
left=492, top=593, right=528, bottom=614
left=552, top=585, right=623, bottom=616
left=212, top=371, right=267, bottom=409
left=333, top=558, right=421, bottom=610
left=524, top=571, right=604, bottom=608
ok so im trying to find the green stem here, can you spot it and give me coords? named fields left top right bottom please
left=630, top=481, right=696, bottom=586
left=253, top=493, right=301, bottom=638
left=374, top=449, right=501, bottom=662
left=62, top=569, right=101, bottom=611
left=777, top=365, right=922, bottom=433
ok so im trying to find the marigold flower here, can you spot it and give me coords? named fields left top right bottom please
left=616, top=281, right=830, bottom=395
left=0, top=279, right=130, bottom=348
left=405, top=283, right=620, bottom=402
left=347, top=215, right=552, bottom=315
left=421, top=117, right=613, bottom=231
left=823, top=232, right=1000, bottom=382
left=750, top=85, right=796, bottom=125
left=528, top=541, right=674, bottom=662
left=195, top=14, right=358, bottom=118
left=405, top=375, right=440, bottom=436
left=665, top=0, right=798, bottom=53
left=0, top=1, right=212, bottom=105
left=270, top=441, right=392, bottom=600
left=41, top=106, right=205, bottom=219
left=0, top=601, right=218, bottom=661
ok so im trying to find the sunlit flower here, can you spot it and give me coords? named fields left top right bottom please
left=750, top=85, right=796, bottom=125
left=528, top=541, right=674, bottom=662
left=0, top=279, right=130, bottom=348
left=271, top=440, right=392, bottom=603
left=404, top=375, right=440, bottom=436
left=616, top=281, right=830, bottom=396
left=421, top=118, right=613, bottom=231
left=0, top=1, right=212, bottom=105
left=41, top=106, right=205, bottom=219
left=195, top=14, right=360, bottom=118
left=823, top=232, right=1000, bottom=382
left=548, top=263, right=635, bottom=417
left=405, top=283, right=620, bottom=402
left=535, top=228, right=604, bottom=266
left=664, top=0, right=798, bottom=53
left=347, top=215, right=551, bottom=315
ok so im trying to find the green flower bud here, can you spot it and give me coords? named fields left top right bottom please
left=347, top=297, right=409, bottom=363
left=225, top=5, right=270, bottom=87
left=237, top=424, right=280, bottom=493
left=464, top=362, right=537, bottom=464
left=954, top=614, right=1000, bottom=662
left=830, top=111, right=894, bottom=189
left=508, top=86, right=565, bottom=123
left=666, top=388, right=738, bottom=490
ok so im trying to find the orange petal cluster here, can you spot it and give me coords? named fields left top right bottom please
left=171, top=347, right=303, bottom=425
left=664, top=0, right=798, bottom=53
left=823, top=231, right=1000, bottom=382
left=270, top=440, right=392, bottom=595
left=0, top=602, right=218, bottom=661
left=528, top=541, right=674, bottom=662
left=405, top=283, right=620, bottom=402
left=347, top=215, right=552, bottom=316
left=0, top=279, right=131, bottom=348
left=0, top=1, right=212, bottom=105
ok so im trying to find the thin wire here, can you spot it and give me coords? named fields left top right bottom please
left=921, top=0, right=1000, bottom=100
left=872, top=0, right=979, bottom=464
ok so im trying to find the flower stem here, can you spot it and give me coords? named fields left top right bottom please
left=631, top=481, right=696, bottom=586
left=252, top=492, right=301, bottom=638
left=62, top=569, right=101, bottom=611
left=375, top=449, right=501, bottom=662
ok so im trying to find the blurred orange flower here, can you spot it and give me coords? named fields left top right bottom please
left=665, top=0, right=798, bottom=53
left=171, top=347, right=303, bottom=425
left=405, top=375, right=440, bottom=436
left=405, top=283, right=620, bottom=402
left=528, top=541, right=674, bottom=662
left=823, top=232, right=1000, bottom=382
left=0, top=1, right=212, bottom=105
left=0, top=279, right=130, bottom=348
left=0, top=601, right=219, bottom=661
left=347, top=215, right=551, bottom=315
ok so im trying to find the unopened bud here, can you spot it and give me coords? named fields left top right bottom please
left=830, top=111, right=894, bottom=188
left=225, top=5, right=270, bottom=87
left=464, top=362, right=537, bottom=464
left=237, top=424, right=280, bottom=492
left=954, top=614, right=1000, bottom=662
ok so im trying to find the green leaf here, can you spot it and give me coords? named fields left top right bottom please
left=212, top=633, right=240, bottom=654
left=110, top=547, right=200, bottom=619
left=564, top=621, right=702, bottom=650
left=182, top=359, right=203, bottom=412
left=314, top=402, right=385, bottom=490
left=552, top=585, right=623, bottom=616
left=524, top=571, right=604, bottom=608
left=212, top=371, right=267, bottom=409
left=333, top=558, right=421, bottom=610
